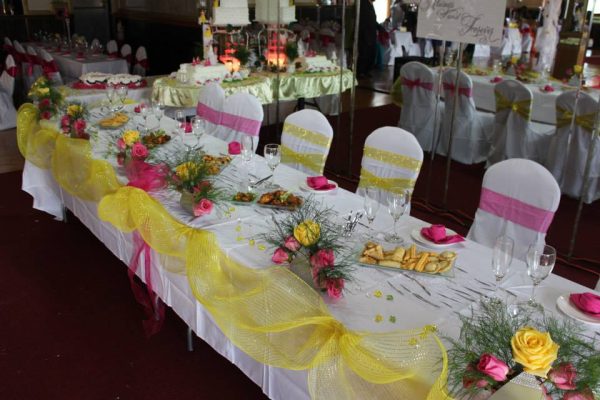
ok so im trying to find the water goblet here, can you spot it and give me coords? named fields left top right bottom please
left=175, top=110, right=186, bottom=136
left=116, top=85, right=128, bottom=106
left=363, top=187, right=380, bottom=238
left=138, top=103, right=149, bottom=133
left=264, top=144, right=281, bottom=188
left=152, top=102, right=164, bottom=128
left=384, top=189, right=411, bottom=244
left=106, top=86, right=117, bottom=112
left=490, top=235, right=514, bottom=301
left=526, top=244, right=556, bottom=309
left=241, top=135, right=254, bottom=162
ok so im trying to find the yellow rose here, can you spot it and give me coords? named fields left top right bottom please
left=175, top=162, right=197, bottom=181
left=293, top=220, right=321, bottom=247
left=511, top=327, right=559, bottom=378
left=67, top=104, right=81, bottom=117
left=122, top=130, right=140, bottom=146
left=37, top=87, right=50, bottom=95
left=574, top=65, right=583, bottom=75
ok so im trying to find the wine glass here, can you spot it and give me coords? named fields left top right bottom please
left=526, top=244, right=556, bottom=308
left=490, top=235, right=514, bottom=300
left=152, top=102, right=164, bottom=128
left=139, top=103, right=149, bottom=133
left=106, top=86, right=117, bottom=112
left=363, top=187, right=380, bottom=238
left=175, top=110, right=186, bottom=136
left=264, top=144, right=281, bottom=187
left=241, top=135, right=254, bottom=162
left=384, top=189, right=411, bottom=243
left=116, top=85, right=128, bottom=106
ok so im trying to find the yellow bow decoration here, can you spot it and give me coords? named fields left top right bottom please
left=358, top=168, right=416, bottom=193
left=556, top=107, right=597, bottom=132
left=363, top=146, right=422, bottom=171
left=281, top=144, right=328, bottom=175
left=495, top=91, right=532, bottom=120
left=283, top=122, right=332, bottom=148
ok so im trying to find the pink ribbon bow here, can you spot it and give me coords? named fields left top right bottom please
left=137, top=59, right=149, bottom=69
left=125, top=160, right=168, bottom=192
left=569, top=293, right=600, bottom=319
left=420, top=224, right=465, bottom=244
left=108, top=51, right=118, bottom=58
left=402, top=77, right=434, bottom=91
left=307, top=176, right=336, bottom=191
left=443, top=82, right=473, bottom=97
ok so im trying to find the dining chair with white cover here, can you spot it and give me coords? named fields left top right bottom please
left=37, top=48, right=63, bottom=85
left=548, top=92, right=600, bottom=204
left=0, top=55, right=17, bottom=130
left=133, top=46, right=148, bottom=76
left=106, top=40, right=118, bottom=57
left=437, top=68, right=493, bottom=164
left=12, top=40, right=26, bottom=67
left=356, top=127, right=423, bottom=212
left=0, top=55, right=17, bottom=97
left=121, top=44, right=132, bottom=72
left=196, top=82, right=226, bottom=137
left=280, top=109, right=333, bottom=175
left=487, top=79, right=554, bottom=166
left=468, top=158, right=560, bottom=261
left=26, top=46, right=43, bottom=79
left=395, top=61, right=442, bottom=153
left=90, top=38, right=100, bottom=48
left=214, top=92, right=263, bottom=149
left=3, top=37, right=12, bottom=51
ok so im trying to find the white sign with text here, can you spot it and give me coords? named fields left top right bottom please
left=416, top=0, right=506, bottom=46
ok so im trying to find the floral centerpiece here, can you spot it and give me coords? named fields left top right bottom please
left=115, top=129, right=150, bottom=165
left=28, top=76, right=63, bottom=120
left=447, top=301, right=600, bottom=399
left=262, top=199, right=353, bottom=300
left=60, top=102, right=88, bottom=139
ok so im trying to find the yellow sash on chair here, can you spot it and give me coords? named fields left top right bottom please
left=556, top=106, right=596, bottom=132
left=495, top=91, right=532, bottom=121
left=358, top=168, right=416, bottom=193
left=363, top=146, right=422, bottom=170
left=281, top=122, right=332, bottom=175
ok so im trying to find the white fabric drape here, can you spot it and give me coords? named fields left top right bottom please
left=197, top=82, right=226, bottom=137
left=0, top=54, right=16, bottom=97
left=535, top=0, right=562, bottom=72
left=215, top=92, right=263, bottom=150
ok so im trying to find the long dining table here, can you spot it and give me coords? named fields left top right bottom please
left=19, top=106, right=600, bottom=399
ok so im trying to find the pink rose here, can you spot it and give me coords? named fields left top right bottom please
left=131, top=143, right=149, bottom=159
left=549, top=363, right=577, bottom=390
left=39, top=98, right=50, bottom=108
left=271, top=248, right=290, bottom=264
left=477, top=354, right=509, bottom=382
left=40, top=111, right=52, bottom=120
left=284, top=236, right=301, bottom=252
left=73, top=119, right=86, bottom=134
left=193, top=198, right=213, bottom=217
left=563, top=388, right=595, bottom=400
left=310, top=249, right=335, bottom=287
left=463, top=364, right=490, bottom=389
left=116, top=138, right=126, bottom=150
left=60, top=115, right=70, bottom=128
left=326, top=278, right=344, bottom=300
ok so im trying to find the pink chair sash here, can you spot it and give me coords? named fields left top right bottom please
left=402, top=77, right=434, bottom=91
left=6, top=65, right=18, bottom=77
left=137, top=58, right=149, bottom=69
left=443, top=82, right=472, bottom=97
left=479, top=188, right=555, bottom=233
left=196, top=102, right=261, bottom=137
left=108, top=51, right=119, bottom=58
left=42, top=59, right=59, bottom=77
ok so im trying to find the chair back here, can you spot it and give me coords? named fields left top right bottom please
left=38, top=48, right=63, bottom=85
left=133, top=46, right=148, bottom=76
left=281, top=109, right=333, bottom=175
left=106, top=40, right=118, bottom=57
left=0, top=55, right=17, bottom=97
left=121, top=44, right=132, bottom=71
left=468, top=158, right=560, bottom=260
left=357, top=127, right=423, bottom=207
left=396, top=61, right=438, bottom=152
left=196, top=82, right=226, bottom=137
left=216, top=92, right=263, bottom=149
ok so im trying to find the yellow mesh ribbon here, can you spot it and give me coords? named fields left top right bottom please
left=495, top=91, right=532, bottom=120
left=281, top=144, right=328, bottom=175
left=97, top=186, right=450, bottom=399
left=363, top=146, right=422, bottom=171
left=391, top=76, right=403, bottom=107
left=358, top=168, right=416, bottom=193
left=283, top=122, right=332, bottom=148
left=556, top=106, right=596, bottom=132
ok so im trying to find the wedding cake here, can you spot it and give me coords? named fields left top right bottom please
left=255, top=0, right=296, bottom=25
left=298, top=55, right=338, bottom=73
left=79, top=72, right=143, bottom=86
left=212, top=0, right=250, bottom=26
left=177, top=62, right=229, bottom=86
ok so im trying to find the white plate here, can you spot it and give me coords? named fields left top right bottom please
left=410, top=228, right=463, bottom=249
left=299, top=180, right=338, bottom=194
left=556, top=294, right=600, bottom=325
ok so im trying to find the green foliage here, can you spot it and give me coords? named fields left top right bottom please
left=233, top=44, right=250, bottom=66
left=284, top=41, right=298, bottom=62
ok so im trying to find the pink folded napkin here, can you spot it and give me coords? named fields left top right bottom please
left=420, top=224, right=465, bottom=244
left=134, top=105, right=141, bottom=113
left=306, top=176, right=336, bottom=191
left=542, top=84, right=555, bottom=93
left=491, top=76, right=503, bottom=84
left=228, top=141, right=241, bottom=155
left=569, top=293, right=600, bottom=319
left=180, top=122, right=192, bottom=133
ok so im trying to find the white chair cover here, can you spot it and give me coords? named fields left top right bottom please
left=3, top=37, right=12, bottom=47
left=26, top=46, right=43, bottom=80
left=90, top=38, right=100, bottom=48
left=473, top=45, right=491, bottom=58
left=507, top=28, right=523, bottom=56
left=216, top=92, right=263, bottom=149
left=487, top=79, right=553, bottom=166
left=468, top=158, right=560, bottom=261
left=38, top=48, right=63, bottom=85
left=121, top=44, right=132, bottom=71
left=280, top=109, right=333, bottom=175
left=397, top=61, right=442, bottom=153
left=356, top=127, right=423, bottom=214
left=0, top=55, right=16, bottom=97
left=196, top=82, right=226, bottom=137
left=106, top=40, right=118, bottom=56
left=133, top=46, right=148, bottom=76
left=437, top=68, right=492, bottom=164
left=521, top=24, right=533, bottom=53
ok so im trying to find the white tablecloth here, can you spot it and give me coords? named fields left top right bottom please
left=61, top=76, right=162, bottom=107
left=21, top=112, right=600, bottom=399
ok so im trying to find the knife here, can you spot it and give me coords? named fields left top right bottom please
left=399, top=284, right=440, bottom=309
left=401, top=272, right=431, bottom=296
left=251, top=174, right=273, bottom=188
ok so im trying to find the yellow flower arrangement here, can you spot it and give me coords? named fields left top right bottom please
left=122, top=130, right=140, bottom=147
left=175, top=162, right=198, bottom=181
left=293, top=220, right=321, bottom=247
left=511, top=326, right=559, bottom=378
left=67, top=104, right=82, bottom=117
left=37, top=87, right=50, bottom=95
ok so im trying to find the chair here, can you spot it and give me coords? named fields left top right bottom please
left=395, top=61, right=442, bottom=153
left=26, top=46, right=43, bottom=78
left=280, top=109, right=333, bottom=175
left=356, top=127, right=424, bottom=210
left=0, top=55, right=17, bottom=130
left=486, top=79, right=554, bottom=166
left=133, top=46, right=148, bottom=76
left=552, top=92, right=600, bottom=204
left=106, top=40, right=118, bottom=57
left=90, top=38, right=100, bottom=48
left=437, top=68, right=493, bottom=164
left=38, top=48, right=63, bottom=85
left=196, top=82, right=226, bottom=137
left=467, top=158, right=560, bottom=261
left=3, top=37, right=13, bottom=52
left=121, top=44, right=132, bottom=72
left=0, top=55, right=17, bottom=97
left=216, top=93, right=263, bottom=149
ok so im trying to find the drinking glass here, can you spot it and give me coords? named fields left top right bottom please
left=241, top=135, right=254, bottom=162
left=106, top=86, right=117, bottom=111
left=264, top=144, right=281, bottom=187
left=526, top=244, right=556, bottom=308
left=152, top=102, right=164, bottom=127
left=384, top=189, right=411, bottom=243
left=491, top=235, right=514, bottom=299
left=139, top=103, right=149, bottom=133
left=363, top=188, right=380, bottom=238
left=175, top=110, right=186, bottom=136
left=116, top=85, right=128, bottom=106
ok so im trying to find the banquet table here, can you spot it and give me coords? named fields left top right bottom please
left=60, top=75, right=160, bottom=107
left=18, top=105, right=600, bottom=399
left=27, top=43, right=129, bottom=80
left=152, top=69, right=355, bottom=108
